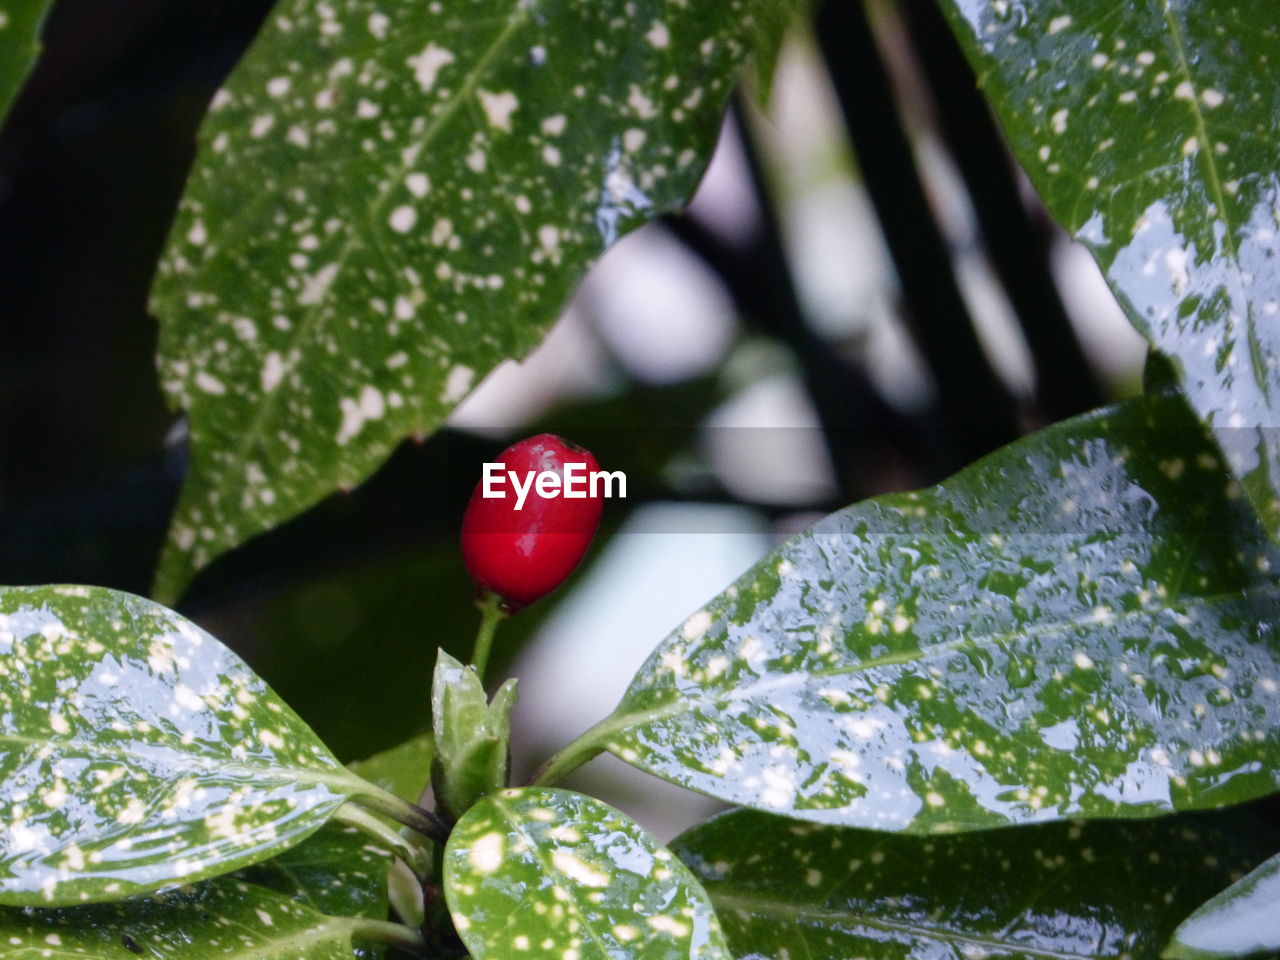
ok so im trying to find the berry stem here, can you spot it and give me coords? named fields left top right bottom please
left=470, top=589, right=508, bottom=682
left=527, top=716, right=615, bottom=787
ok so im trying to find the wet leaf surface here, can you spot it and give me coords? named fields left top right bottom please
left=672, top=807, right=1280, bottom=960
left=0, top=585, right=365, bottom=906
left=940, top=0, right=1280, bottom=542
left=600, top=397, right=1280, bottom=829
left=1166, top=850, right=1280, bottom=960
left=0, top=878, right=360, bottom=958
left=0, top=0, right=52, bottom=121
left=149, top=0, right=774, bottom=602
left=444, top=787, right=731, bottom=960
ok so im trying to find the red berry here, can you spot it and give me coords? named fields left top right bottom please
left=461, top=434, right=604, bottom=611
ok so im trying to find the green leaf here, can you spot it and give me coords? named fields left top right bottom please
left=0, top=878, right=369, bottom=959
left=672, top=808, right=1280, bottom=960
left=431, top=650, right=515, bottom=822
left=149, top=0, right=778, bottom=603
left=236, top=821, right=390, bottom=922
left=444, top=787, right=731, bottom=960
left=1166, top=851, right=1280, bottom=960
left=587, top=396, right=1280, bottom=829
left=347, top=731, right=434, bottom=808
left=0, top=0, right=52, bottom=124
left=938, top=0, right=1280, bottom=543
left=0, top=584, right=372, bottom=906
left=237, top=823, right=393, bottom=960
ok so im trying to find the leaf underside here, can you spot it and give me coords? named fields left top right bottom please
left=939, top=0, right=1280, bottom=543
left=444, top=787, right=731, bottom=960
left=0, top=585, right=356, bottom=906
left=602, top=396, right=1280, bottom=830
left=672, top=807, right=1280, bottom=960
left=149, top=0, right=775, bottom=602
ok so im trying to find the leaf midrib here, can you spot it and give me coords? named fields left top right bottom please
left=1161, top=1, right=1238, bottom=264
left=1157, top=4, right=1274, bottom=411
left=601, top=577, right=1280, bottom=743
left=709, top=890, right=1103, bottom=960
left=178, top=2, right=534, bottom=558
left=216, top=910, right=350, bottom=960
left=218, top=7, right=530, bottom=458
left=0, top=730, right=358, bottom=795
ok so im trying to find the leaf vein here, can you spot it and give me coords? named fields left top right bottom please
left=711, top=891, right=1103, bottom=960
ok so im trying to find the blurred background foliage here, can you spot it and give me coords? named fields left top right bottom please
left=0, top=0, right=1148, bottom=833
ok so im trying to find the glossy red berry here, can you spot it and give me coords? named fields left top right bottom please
left=461, top=434, right=604, bottom=611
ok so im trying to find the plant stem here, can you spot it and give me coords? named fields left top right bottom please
left=528, top=717, right=615, bottom=786
left=470, top=589, right=507, bottom=682
left=530, top=701, right=690, bottom=786
left=349, top=782, right=450, bottom=845
left=347, top=917, right=432, bottom=956
left=334, top=804, right=432, bottom=880
left=423, top=834, right=453, bottom=952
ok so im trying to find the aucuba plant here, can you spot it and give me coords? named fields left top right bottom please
left=4, top=405, right=1280, bottom=959
left=2, top=0, right=1280, bottom=957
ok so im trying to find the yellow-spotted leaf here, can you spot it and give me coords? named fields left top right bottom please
left=672, top=808, right=1280, bottom=960
left=938, top=1, right=1280, bottom=543
left=444, top=787, right=731, bottom=960
left=235, top=822, right=393, bottom=960
left=0, top=585, right=377, bottom=906
left=236, top=821, right=390, bottom=924
left=149, top=0, right=782, bottom=602
left=588, top=396, right=1280, bottom=829
left=0, top=877, right=410, bottom=959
